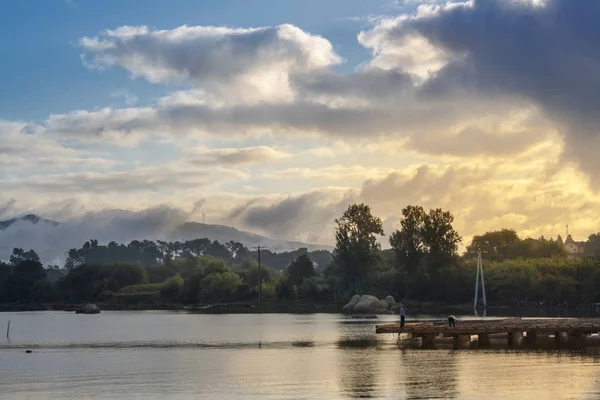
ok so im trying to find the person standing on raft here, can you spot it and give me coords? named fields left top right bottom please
left=400, top=305, right=406, bottom=328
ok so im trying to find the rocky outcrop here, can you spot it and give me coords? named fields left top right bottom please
left=76, top=303, right=101, bottom=314
left=342, top=295, right=361, bottom=314
left=343, top=295, right=396, bottom=314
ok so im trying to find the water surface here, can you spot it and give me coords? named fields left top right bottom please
left=1, top=311, right=600, bottom=399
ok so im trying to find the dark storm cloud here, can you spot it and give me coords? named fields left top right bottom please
left=382, top=0, right=600, bottom=180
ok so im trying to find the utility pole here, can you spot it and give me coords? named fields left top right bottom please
left=253, top=246, right=267, bottom=302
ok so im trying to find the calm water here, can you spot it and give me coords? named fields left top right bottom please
left=2, top=311, right=600, bottom=399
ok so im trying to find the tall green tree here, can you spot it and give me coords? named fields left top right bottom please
left=465, top=229, right=520, bottom=260
left=422, top=208, right=461, bottom=256
left=389, top=205, right=426, bottom=275
left=334, top=203, right=384, bottom=287
left=287, top=254, right=316, bottom=286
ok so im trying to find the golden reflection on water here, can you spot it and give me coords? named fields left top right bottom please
left=226, top=338, right=600, bottom=399
left=333, top=345, right=600, bottom=399
left=4, top=313, right=600, bottom=399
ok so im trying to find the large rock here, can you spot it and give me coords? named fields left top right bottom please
left=385, top=296, right=396, bottom=307
left=379, top=299, right=391, bottom=310
left=76, top=303, right=101, bottom=314
left=342, top=295, right=361, bottom=314
left=343, top=294, right=397, bottom=314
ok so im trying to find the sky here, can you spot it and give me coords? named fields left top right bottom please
left=2, top=0, right=600, bottom=247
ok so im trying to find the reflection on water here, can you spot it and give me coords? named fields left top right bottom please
left=401, top=350, right=458, bottom=400
left=1, top=311, right=600, bottom=399
left=338, top=348, right=378, bottom=398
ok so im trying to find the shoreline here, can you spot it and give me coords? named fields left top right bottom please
left=1, top=301, right=598, bottom=316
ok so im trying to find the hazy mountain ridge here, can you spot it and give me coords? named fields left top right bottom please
left=0, top=213, right=333, bottom=265
left=0, top=214, right=59, bottom=230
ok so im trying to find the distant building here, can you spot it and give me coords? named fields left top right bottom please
left=564, top=234, right=585, bottom=256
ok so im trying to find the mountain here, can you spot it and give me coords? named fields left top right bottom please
left=0, top=214, right=59, bottom=230
left=170, top=222, right=333, bottom=252
left=0, top=213, right=333, bottom=264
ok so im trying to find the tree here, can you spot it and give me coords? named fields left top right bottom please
left=9, top=248, right=40, bottom=266
left=287, top=254, right=316, bottom=286
left=204, top=240, right=232, bottom=263
left=107, top=263, right=148, bottom=291
left=147, top=265, right=176, bottom=283
left=422, top=208, right=461, bottom=256
left=160, top=274, right=184, bottom=300
left=585, top=233, right=600, bottom=257
left=203, top=259, right=230, bottom=275
left=389, top=205, right=426, bottom=275
left=182, top=238, right=211, bottom=257
left=465, top=229, right=520, bottom=261
left=31, top=280, right=59, bottom=303
left=5, top=260, right=46, bottom=302
left=226, top=241, right=251, bottom=262
left=242, top=265, right=275, bottom=287
left=200, top=272, right=242, bottom=300
left=0, top=262, right=10, bottom=302
left=334, top=203, right=384, bottom=287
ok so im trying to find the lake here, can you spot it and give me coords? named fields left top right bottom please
left=2, top=311, right=600, bottom=399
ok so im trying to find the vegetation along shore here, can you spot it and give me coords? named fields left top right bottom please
left=3, top=203, right=600, bottom=312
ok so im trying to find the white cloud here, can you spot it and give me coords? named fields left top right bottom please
left=80, top=24, right=342, bottom=103
left=110, top=89, right=139, bottom=105
left=0, top=120, right=117, bottom=174
left=184, top=146, right=291, bottom=166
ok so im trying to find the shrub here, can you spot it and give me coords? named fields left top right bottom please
left=160, top=274, right=184, bottom=300
left=200, top=271, right=242, bottom=301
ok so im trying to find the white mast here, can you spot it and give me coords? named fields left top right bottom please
left=474, top=251, right=487, bottom=308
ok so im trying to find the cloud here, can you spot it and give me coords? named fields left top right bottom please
left=80, top=24, right=341, bottom=102
left=0, top=163, right=247, bottom=195
left=0, top=120, right=117, bottom=173
left=0, top=206, right=194, bottom=264
left=110, top=89, right=139, bottom=105
left=266, top=165, right=396, bottom=181
left=58, top=21, right=548, bottom=162
left=362, top=0, right=600, bottom=183
left=7, top=5, right=600, bottom=257
left=184, top=146, right=290, bottom=166
left=227, top=188, right=356, bottom=240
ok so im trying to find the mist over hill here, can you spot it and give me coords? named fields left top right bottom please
left=0, top=209, right=333, bottom=265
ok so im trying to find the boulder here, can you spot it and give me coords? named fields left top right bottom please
left=385, top=296, right=396, bottom=307
left=76, top=303, right=101, bottom=314
left=352, top=295, right=386, bottom=314
left=379, top=299, right=391, bottom=310
left=343, top=295, right=398, bottom=314
left=342, top=295, right=361, bottom=314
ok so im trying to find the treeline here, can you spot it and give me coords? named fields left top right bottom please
left=64, top=238, right=333, bottom=271
left=465, top=229, right=567, bottom=261
left=0, top=248, right=322, bottom=304
left=4, top=203, right=600, bottom=307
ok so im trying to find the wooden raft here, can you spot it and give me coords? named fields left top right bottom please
left=375, top=318, right=600, bottom=336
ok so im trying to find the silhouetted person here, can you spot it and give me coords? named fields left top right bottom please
left=448, top=315, right=456, bottom=327
left=400, top=305, right=406, bottom=328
